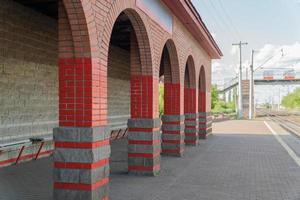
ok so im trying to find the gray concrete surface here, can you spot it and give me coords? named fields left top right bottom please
left=1, top=120, right=300, bottom=200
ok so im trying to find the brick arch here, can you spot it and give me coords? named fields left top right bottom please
left=160, top=39, right=185, bottom=156
left=103, top=5, right=159, bottom=176
left=55, top=1, right=111, bottom=199
left=184, top=55, right=198, bottom=145
left=159, top=38, right=180, bottom=84
left=159, top=39, right=181, bottom=115
left=198, top=65, right=206, bottom=112
left=163, top=39, right=181, bottom=84
left=199, top=66, right=206, bottom=92
left=60, top=0, right=93, bottom=58
left=58, top=0, right=100, bottom=127
left=101, top=4, right=153, bottom=76
left=185, top=55, right=196, bottom=89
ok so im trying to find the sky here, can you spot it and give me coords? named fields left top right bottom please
left=192, top=0, right=300, bottom=104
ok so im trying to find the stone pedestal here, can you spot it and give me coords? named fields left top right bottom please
left=184, top=113, right=199, bottom=146
left=127, top=118, right=161, bottom=176
left=198, top=112, right=212, bottom=139
left=53, top=127, right=110, bottom=200
left=161, top=115, right=185, bottom=157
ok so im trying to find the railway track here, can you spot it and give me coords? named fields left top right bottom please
left=258, top=109, right=300, bottom=138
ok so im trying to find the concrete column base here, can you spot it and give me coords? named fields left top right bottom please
left=127, top=118, right=161, bottom=176
left=198, top=112, right=212, bottom=139
left=161, top=115, right=185, bottom=157
left=184, top=113, right=199, bottom=146
left=53, top=127, right=110, bottom=200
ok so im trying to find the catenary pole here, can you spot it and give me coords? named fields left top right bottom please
left=249, top=50, right=255, bottom=119
left=232, top=41, right=248, bottom=119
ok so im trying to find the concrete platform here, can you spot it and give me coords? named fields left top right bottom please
left=0, top=120, right=300, bottom=200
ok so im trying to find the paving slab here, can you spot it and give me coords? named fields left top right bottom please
left=0, top=120, right=299, bottom=200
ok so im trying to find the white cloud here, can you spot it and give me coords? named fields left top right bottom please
left=249, top=42, right=300, bottom=78
left=212, top=61, right=238, bottom=87
left=238, top=42, right=300, bottom=105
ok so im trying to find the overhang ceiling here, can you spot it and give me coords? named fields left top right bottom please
left=14, top=0, right=57, bottom=19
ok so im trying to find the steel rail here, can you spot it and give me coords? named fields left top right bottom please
left=258, top=109, right=300, bottom=138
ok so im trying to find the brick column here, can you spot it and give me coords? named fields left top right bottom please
left=184, top=88, right=198, bottom=146
left=161, top=83, right=185, bottom=156
left=128, top=32, right=160, bottom=175
left=127, top=118, right=161, bottom=176
left=127, top=75, right=161, bottom=176
left=54, top=58, right=110, bottom=200
left=54, top=3, right=109, bottom=199
left=53, top=127, right=110, bottom=200
left=184, top=113, right=198, bottom=145
left=161, top=115, right=185, bottom=156
left=198, top=112, right=212, bottom=139
left=198, top=90, right=212, bottom=139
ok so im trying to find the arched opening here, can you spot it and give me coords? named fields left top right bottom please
left=198, top=66, right=209, bottom=139
left=158, top=40, right=183, bottom=157
left=107, top=10, right=159, bottom=176
left=199, top=66, right=206, bottom=113
left=108, top=12, right=132, bottom=174
left=184, top=56, right=198, bottom=146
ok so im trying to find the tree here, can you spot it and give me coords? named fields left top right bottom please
left=211, top=85, right=219, bottom=109
left=281, top=87, right=300, bottom=109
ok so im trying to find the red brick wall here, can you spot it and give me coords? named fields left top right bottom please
left=58, top=0, right=212, bottom=127
left=2, top=0, right=212, bottom=134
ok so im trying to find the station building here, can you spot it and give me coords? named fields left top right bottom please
left=0, top=0, right=222, bottom=199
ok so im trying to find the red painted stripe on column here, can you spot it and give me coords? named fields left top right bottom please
left=185, top=118, right=196, bottom=121
left=54, top=158, right=109, bottom=169
left=128, top=164, right=160, bottom=171
left=128, top=151, right=160, bottom=158
left=162, top=130, right=183, bottom=134
left=55, top=139, right=109, bottom=149
left=162, top=121, right=182, bottom=125
left=161, top=149, right=184, bottom=154
left=54, top=177, right=109, bottom=191
left=185, top=125, right=197, bottom=129
left=162, top=140, right=183, bottom=144
left=185, top=133, right=197, bottom=136
left=128, top=140, right=160, bottom=145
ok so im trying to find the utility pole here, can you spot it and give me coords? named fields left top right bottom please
left=249, top=50, right=255, bottom=119
left=232, top=41, right=248, bottom=119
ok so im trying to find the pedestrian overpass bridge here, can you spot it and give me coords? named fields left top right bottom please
left=219, top=78, right=300, bottom=94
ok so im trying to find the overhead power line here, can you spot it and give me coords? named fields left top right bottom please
left=200, top=0, right=238, bottom=42
left=207, top=0, right=240, bottom=41
left=216, top=0, right=242, bottom=39
left=254, top=49, right=284, bottom=72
